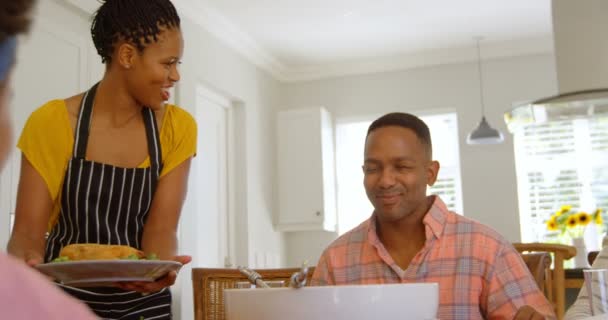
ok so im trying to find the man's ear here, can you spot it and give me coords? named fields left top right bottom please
left=116, top=42, right=137, bottom=69
left=426, top=160, right=440, bottom=187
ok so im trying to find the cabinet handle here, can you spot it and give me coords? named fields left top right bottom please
left=315, top=211, right=321, bottom=217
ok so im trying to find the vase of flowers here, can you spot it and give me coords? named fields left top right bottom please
left=571, top=237, right=587, bottom=268
left=545, top=205, right=603, bottom=268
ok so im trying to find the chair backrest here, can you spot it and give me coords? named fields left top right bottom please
left=192, top=267, right=315, bottom=320
left=520, top=252, right=552, bottom=291
left=513, top=242, right=576, bottom=320
left=588, top=250, right=599, bottom=266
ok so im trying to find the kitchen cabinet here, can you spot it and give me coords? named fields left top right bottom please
left=276, top=107, right=337, bottom=232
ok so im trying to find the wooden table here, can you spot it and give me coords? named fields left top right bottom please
left=565, top=268, right=586, bottom=290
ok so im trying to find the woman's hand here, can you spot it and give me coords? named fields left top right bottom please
left=114, top=255, right=191, bottom=293
left=23, top=251, right=44, bottom=267
left=7, top=234, right=46, bottom=267
left=7, top=247, right=54, bottom=280
left=7, top=245, right=44, bottom=267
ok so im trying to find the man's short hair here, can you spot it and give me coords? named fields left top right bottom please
left=366, top=112, right=433, bottom=158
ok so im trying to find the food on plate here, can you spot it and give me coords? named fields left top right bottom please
left=54, top=244, right=146, bottom=261
left=52, top=256, right=70, bottom=262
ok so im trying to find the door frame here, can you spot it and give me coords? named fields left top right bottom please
left=195, top=84, right=237, bottom=268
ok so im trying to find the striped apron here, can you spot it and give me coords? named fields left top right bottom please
left=44, top=83, right=172, bottom=320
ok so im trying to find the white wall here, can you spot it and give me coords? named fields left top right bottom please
left=281, top=54, right=558, bottom=266
left=285, top=231, right=337, bottom=268
left=177, top=15, right=284, bottom=266
left=175, top=14, right=284, bottom=320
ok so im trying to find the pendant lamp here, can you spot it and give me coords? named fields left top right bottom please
left=467, top=37, right=504, bottom=145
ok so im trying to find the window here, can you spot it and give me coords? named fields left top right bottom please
left=514, top=117, right=608, bottom=243
left=335, top=112, right=463, bottom=234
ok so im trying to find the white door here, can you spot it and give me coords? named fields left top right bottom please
left=175, top=86, right=233, bottom=320
left=192, top=86, right=230, bottom=268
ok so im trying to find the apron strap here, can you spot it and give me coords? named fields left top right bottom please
left=73, top=83, right=98, bottom=159
left=142, top=107, right=163, bottom=180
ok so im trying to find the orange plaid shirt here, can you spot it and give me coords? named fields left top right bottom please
left=312, top=196, right=555, bottom=320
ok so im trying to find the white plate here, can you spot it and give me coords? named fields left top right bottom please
left=35, top=260, right=182, bottom=287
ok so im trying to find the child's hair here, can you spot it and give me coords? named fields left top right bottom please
left=0, top=0, right=36, bottom=43
left=91, top=0, right=181, bottom=64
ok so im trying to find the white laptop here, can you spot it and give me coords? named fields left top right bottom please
left=224, top=282, right=439, bottom=320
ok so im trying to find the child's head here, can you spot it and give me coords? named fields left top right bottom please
left=0, top=0, right=35, bottom=169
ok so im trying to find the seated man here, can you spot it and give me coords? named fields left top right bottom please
left=312, top=112, right=555, bottom=320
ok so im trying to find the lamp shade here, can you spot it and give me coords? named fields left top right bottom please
left=467, top=116, right=504, bottom=145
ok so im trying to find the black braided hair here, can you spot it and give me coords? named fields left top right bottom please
left=0, top=0, right=36, bottom=43
left=91, top=0, right=180, bottom=64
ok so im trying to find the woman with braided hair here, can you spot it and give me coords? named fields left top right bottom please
left=7, top=0, right=196, bottom=318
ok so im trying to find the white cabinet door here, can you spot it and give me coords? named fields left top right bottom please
left=276, top=107, right=336, bottom=232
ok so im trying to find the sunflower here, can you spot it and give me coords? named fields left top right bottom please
left=594, top=208, right=603, bottom=225
left=577, top=212, right=591, bottom=226
left=566, top=215, right=578, bottom=228
left=546, top=218, right=558, bottom=231
left=559, top=205, right=572, bottom=215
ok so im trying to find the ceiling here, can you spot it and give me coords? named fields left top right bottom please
left=190, top=0, right=553, bottom=81
left=205, top=0, right=550, bottom=65
left=67, top=0, right=554, bottom=81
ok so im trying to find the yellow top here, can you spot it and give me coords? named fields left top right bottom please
left=17, top=99, right=197, bottom=231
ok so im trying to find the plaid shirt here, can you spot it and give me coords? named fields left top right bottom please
left=312, top=196, right=555, bottom=320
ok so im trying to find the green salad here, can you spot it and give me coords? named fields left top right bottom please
left=51, top=256, right=70, bottom=262
left=124, top=253, right=159, bottom=260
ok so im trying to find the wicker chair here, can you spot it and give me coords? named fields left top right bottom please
left=520, top=252, right=552, bottom=293
left=513, top=242, right=576, bottom=320
left=192, top=267, right=315, bottom=320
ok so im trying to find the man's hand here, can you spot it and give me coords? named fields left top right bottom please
left=114, top=255, right=191, bottom=293
left=513, top=305, right=546, bottom=320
